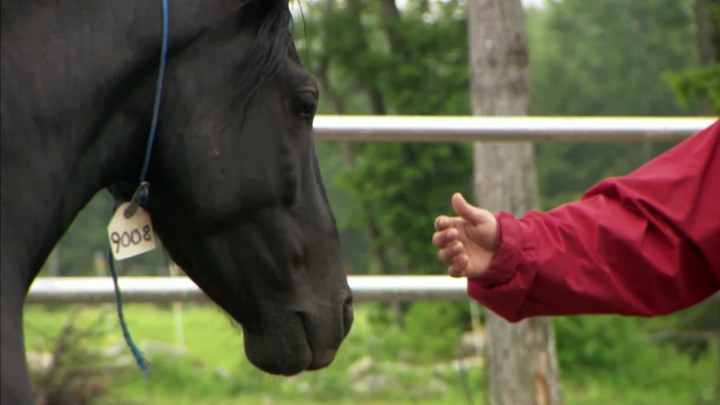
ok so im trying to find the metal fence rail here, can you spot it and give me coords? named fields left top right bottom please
left=312, top=116, right=714, bottom=142
left=26, top=276, right=469, bottom=304
left=26, top=276, right=719, bottom=304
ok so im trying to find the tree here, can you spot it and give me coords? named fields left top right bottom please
left=296, top=0, right=476, bottom=333
left=665, top=0, right=720, bottom=114
left=526, top=0, right=700, bottom=209
left=321, top=1, right=474, bottom=281
left=467, top=1, right=561, bottom=404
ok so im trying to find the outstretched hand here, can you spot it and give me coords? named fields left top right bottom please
left=433, top=193, right=499, bottom=278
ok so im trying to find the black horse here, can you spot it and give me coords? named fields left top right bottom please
left=1, top=0, right=353, bottom=402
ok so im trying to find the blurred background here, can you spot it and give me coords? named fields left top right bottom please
left=27, top=0, right=718, bottom=404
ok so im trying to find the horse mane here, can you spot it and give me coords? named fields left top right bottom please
left=234, top=0, right=299, bottom=107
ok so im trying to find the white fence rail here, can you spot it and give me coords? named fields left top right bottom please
left=26, top=276, right=719, bottom=304
left=27, top=276, right=468, bottom=304
left=312, top=116, right=714, bottom=142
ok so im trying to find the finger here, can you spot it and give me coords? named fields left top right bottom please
left=434, top=215, right=465, bottom=231
left=447, top=254, right=468, bottom=277
left=437, top=241, right=463, bottom=264
left=451, top=193, right=492, bottom=226
left=432, top=228, right=458, bottom=247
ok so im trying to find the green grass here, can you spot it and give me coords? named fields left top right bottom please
left=24, top=304, right=480, bottom=404
left=24, top=304, right=717, bottom=405
left=25, top=304, right=244, bottom=369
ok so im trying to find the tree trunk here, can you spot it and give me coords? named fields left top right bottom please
left=694, top=0, right=720, bottom=114
left=466, top=1, right=561, bottom=404
left=695, top=0, right=720, bottom=66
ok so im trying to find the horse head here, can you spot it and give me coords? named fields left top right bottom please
left=110, top=1, right=353, bottom=375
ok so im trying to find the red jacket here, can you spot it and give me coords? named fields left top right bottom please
left=469, top=120, right=720, bottom=322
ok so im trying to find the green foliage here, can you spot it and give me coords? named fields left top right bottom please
left=554, top=313, right=718, bottom=401
left=363, top=302, right=468, bottom=363
left=26, top=308, right=134, bottom=405
left=663, top=0, right=720, bottom=115
left=527, top=0, right=697, bottom=116
left=299, top=0, right=475, bottom=279
left=664, top=63, right=720, bottom=115
left=555, top=316, right=657, bottom=378
left=300, top=0, right=471, bottom=116
left=137, top=353, right=238, bottom=399
left=642, top=298, right=720, bottom=364
left=535, top=141, right=676, bottom=210
left=315, top=141, right=375, bottom=274
left=526, top=0, right=699, bottom=209
left=338, top=143, right=472, bottom=273
left=400, top=302, right=467, bottom=362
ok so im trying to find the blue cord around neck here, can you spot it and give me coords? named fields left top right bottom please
left=107, top=243, right=149, bottom=377
left=107, top=0, right=169, bottom=378
left=138, top=0, right=169, bottom=187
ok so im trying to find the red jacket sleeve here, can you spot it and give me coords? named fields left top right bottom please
left=468, top=120, right=720, bottom=322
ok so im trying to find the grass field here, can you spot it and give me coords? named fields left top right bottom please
left=24, top=303, right=717, bottom=405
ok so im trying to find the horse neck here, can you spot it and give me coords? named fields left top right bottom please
left=0, top=0, right=235, bottom=290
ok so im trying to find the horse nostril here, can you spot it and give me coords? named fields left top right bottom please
left=342, top=294, right=354, bottom=337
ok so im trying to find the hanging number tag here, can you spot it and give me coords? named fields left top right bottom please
left=107, top=202, right=157, bottom=260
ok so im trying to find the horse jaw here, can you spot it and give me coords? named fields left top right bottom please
left=146, top=203, right=353, bottom=376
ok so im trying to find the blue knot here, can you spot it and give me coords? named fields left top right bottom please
left=123, top=182, right=151, bottom=219
left=136, top=182, right=150, bottom=206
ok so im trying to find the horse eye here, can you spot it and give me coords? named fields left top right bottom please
left=292, top=92, right=317, bottom=121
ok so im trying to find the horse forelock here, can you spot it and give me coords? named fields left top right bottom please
left=233, top=0, right=298, bottom=107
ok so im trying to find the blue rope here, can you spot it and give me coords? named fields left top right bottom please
left=107, top=0, right=169, bottom=377
left=138, top=0, right=169, bottom=189
left=107, top=240, right=150, bottom=377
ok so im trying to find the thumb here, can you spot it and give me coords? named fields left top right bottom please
left=451, top=193, right=489, bottom=225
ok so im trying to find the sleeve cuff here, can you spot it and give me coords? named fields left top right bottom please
left=465, top=212, right=534, bottom=322
left=472, top=211, right=523, bottom=288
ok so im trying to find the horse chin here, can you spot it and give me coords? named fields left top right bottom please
left=240, top=313, right=336, bottom=376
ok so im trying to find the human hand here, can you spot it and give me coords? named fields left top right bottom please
left=432, top=193, right=499, bottom=278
